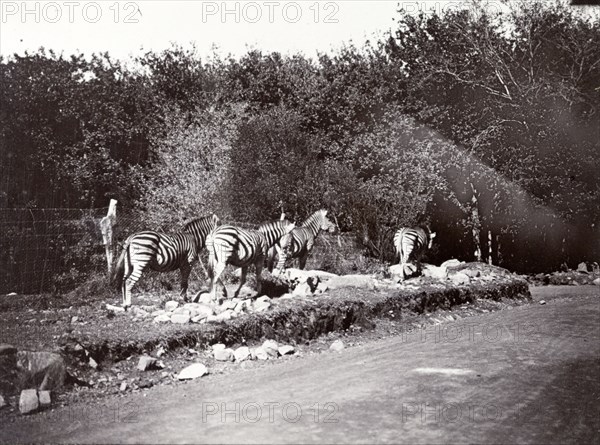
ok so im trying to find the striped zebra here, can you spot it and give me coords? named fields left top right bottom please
left=270, top=209, right=336, bottom=273
left=206, top=219, right=295, bottom=301
left=393, top=226, right=436, bottom=280
left=113, top=214, right=219, bottom=308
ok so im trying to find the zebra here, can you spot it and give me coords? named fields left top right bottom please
left=206, top=219, right=296, bottom=301
left=113, top=214, right=219, bottom=309
left=270, top=209, right=336, bottom=273
left=393, top=226, right=436, bottom=280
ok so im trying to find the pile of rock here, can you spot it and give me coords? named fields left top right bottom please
left=211, top=340, right=296, bottom=363
left=0, top=343, right=66, bottom=414
left=529, top=262, right=600, bottom=286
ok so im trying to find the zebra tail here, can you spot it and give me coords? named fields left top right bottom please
left=111, top=244, right=128, bottom=289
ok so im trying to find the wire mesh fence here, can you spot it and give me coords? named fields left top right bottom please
left=0, top=207, right=368, bottom=296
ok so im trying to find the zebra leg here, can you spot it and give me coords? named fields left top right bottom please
left=233, top=266, right=248, bottom=299
left=298, top=252, right=309, bottom=270
left=123, top=262, right=147, bottom=309
left=179, top=262, right=191, bottom=302
left=209, top=260, right=227, bottom=303
left=255, top=259, right=264, bottom=296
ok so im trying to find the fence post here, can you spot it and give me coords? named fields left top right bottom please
left=100, top=199, right=117, bottom=275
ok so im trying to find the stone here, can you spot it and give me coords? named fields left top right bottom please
left=593, top=278, right=600, bottom=286
left=172, top=307, right=191, bottom=315
left=154, top=313, right=171, bottom=323
left=449, top=272, right=470, bottom=286
left=89, top=357, right=98, bottom=369
left=462, top=269, right=480, bottom=278
left=214, top=348, right=235, bottom=362
left=165, top=301, right=179, bottom=312
left=137, top=356, right=158, bottom=371
left=315, top=282, right=329, bottom=294
left=106, top=303, right=125, bottom=312
left=212, top=344, right=226, bottom=351
left=119, top=381, right=128, bottom=391
left=38, top=390, right=51, bottom=407
left=421, top=265, right=448, bottom=280
left=539, top=300, right=547, bottom=305
left=170, top=313, right=191, bottom=324
left=234, top=300, right=250, bottom=313
left=254, top=296, right=272, bottom=312
left=441, top=259, right=463, bottom=269
left=177, top=363, right=209, bottom=380
left=262, top=340, right=279, bottom=358
left=293, top=282, right=313, bottom=297
left=206, top=315, right=219, bottom=323
left=253, top=347, right=269, bottom=360
left=0, top=344, right=17, bottom=356
left=215, top=310, right=234, bottom=321
left=132, top=307, right=149, bottom=318
left=278, top=345, right=295, bottom=356
left=0, top=394, right=7, bottom=409
left=151, top=309, right=166, bottom=317
left=330, top=340, right=345, bottom=352
left=16, top=351, right=66, bottom=391
left=70, top=316, right=79, bottom=324
left=221, top=300, right=238, bottom=311
left=577, top=262, right=589, bottom=273
left=234, top=346, right=251, bottom=362
left=19, top=389, right=39, bottom=414
left=327, top=275, right=376, bottom=290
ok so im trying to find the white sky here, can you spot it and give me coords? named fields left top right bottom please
left=1, top=0, right=406, bottom=60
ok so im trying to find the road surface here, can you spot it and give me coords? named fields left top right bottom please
left=2, top=285, right=599, bottom=444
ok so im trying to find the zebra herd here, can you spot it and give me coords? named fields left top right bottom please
left=113, top=210, right=436, bottom=309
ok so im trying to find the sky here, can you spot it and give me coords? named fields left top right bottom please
left=1, top=0, right=407, bottom=60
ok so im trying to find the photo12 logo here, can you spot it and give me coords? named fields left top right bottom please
left=399, top=1, right=504, bottom=16
left=1, top=1, right=142, bottom=24
left=201, top=1, right=339, bottom=24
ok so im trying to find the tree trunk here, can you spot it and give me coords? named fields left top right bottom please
left=470, top=185, right=482, bottom=262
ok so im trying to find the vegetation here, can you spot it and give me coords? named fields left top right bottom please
left=1, top=1, right=598, bottom=276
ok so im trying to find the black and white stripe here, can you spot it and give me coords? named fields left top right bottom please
left=393, top=227, right=436, bottom=279
left=271, top=209, right=335, bottom=272
left=206, top=219, right=295, bottom=300
left=114, top=214, right=219, bottom=308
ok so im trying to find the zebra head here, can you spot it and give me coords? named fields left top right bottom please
left=319, top=209, right=337, bottom=234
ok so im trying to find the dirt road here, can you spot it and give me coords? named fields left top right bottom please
left=2, top=285, right=599, bottom=444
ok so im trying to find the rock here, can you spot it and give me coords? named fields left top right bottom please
left=315, top=282, right=329, bottom=294
left=215, top=310, right=234, bottom=321
left=137, top=356, right=158, bottom=371
left=0, top=344, right=17, bottom=356
left=254, top=296, right=272, bottom=312
left=593, top=278, right=600, bottom=286
left=292, top=282, right=313, bottom=297
left=329, top=340, right=345, bottom=352
left=191, top=315, right=206, bottom=323
left=16, top=351, right=66, bottom=391
left=262, top=340, right=279, bottom=358
left=234, top=300, right=250, bottom=313
left=539, top=300, right=547, bottom=305
left=462, top=269, right=480, bottom=278
left=253, top=347, right=269, bottom=360
left=577, top=262, right=589, bottom=273
left=151, top=309, right=166, bottom=317
left=327, top=275, right=376, bottom=290
left=0, top=394, right=7, bottom=409
left=165, top=301, right=179, bottom=311
left=106, top=303, right=125, bottom=312
left=19, top=389, right=39, bottom=414
left=278, top=345, right=295, bottom=356
left=172, top=307, right=191, bottom=315
left=221, top=300, right=237, bottom=311
left=38, top=390, right=51, bottom=407
left=132, top=307, right=149, bottom=318
left=154, top=313, right=172, bottom=323
left=119, top=381, right=128, bottom=391
left=214, top=348, right=235, bottom=362
left=89, top=357, right=98, bottom=369
left=206, top=315, right=219, bottom=323
left=70, top=316, right=79, bottom=324
left=194, top=304, right=214, bottom=318
left=421, top=265, right=448, bottom=280
left=212, top=344, right=226, bottom=352
left=233, top=346, right=251, bottom=362
left=177, top=363, right=209, bottom=380
left=449, top=272, right=470, bottom=286
left=389, top=264, right=404, bottom=280
left=170, top=313, right=191, bottom=324
left=441, top=259, right=463, bottom=269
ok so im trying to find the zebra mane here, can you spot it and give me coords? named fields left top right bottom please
left=181, top=214, right=218, bottom=230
